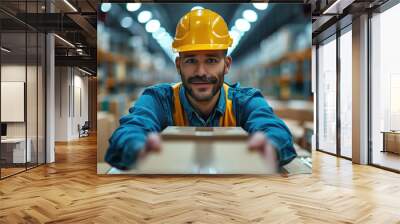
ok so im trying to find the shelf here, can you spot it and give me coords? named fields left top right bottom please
left=263, top=48, right=311, bottom=69
left=98, top=48, right=134, bottom=64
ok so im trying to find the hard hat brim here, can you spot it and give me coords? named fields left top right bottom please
left=173, top=44, right=231, bottom=53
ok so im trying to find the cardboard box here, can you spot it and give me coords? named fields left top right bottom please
left=107, top=127, right=280, bottom=174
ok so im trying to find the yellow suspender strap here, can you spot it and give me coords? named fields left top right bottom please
left=219, top=83, right=237, bottom=127
left=172, top=82, right=187, bottom=126
left=172, top=82, right=236, bottom=127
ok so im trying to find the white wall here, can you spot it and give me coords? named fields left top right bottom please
left=1, top=65, right=26, bottom=81
left=54, top=67, right=89, bottom=141
left=54, top=67, right=69, bottom=141
left=74, top=70, right=89, bottom=139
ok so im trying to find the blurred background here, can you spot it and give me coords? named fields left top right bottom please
left=97, top=3, right=313, bottom=170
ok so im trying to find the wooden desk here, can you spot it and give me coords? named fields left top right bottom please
left=1, top=138, right=32, bottom=163
left=382, top=131, right=400, bottom=154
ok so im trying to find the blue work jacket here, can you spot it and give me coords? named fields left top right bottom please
left=105, top=83, right=297, bottom=170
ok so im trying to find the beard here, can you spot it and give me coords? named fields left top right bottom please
left=179, top=69, right=225, bottom=102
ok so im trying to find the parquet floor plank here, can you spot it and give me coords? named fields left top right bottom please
left=0, top=134, right=399, bottom=223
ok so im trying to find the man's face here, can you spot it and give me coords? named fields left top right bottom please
left=176, top=50, right=232, bottom=102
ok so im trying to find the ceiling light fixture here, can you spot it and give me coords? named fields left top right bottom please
left=152, top=27, right=167, bottom=40
left=1, top=47, right=11, bottom=53
left=138, top=11, right=152, bottom=23
left=235, top=18, right=251, bottom=32
left=145, top=19, right=160, bottom=33
left=78, top=67, right=93, bottom=76
left=100, top=3, right=112, bottom=13
left=229, top=30, right=241, bottom=41
left=54, top=34, right=75, bottom=48
left=120, top=16, right=133, bottom=28
left=63, top=0, right=78, bottom=12
left=126, top=3, right=141, bottom=12
left=242, top=9, right=258, bottom=23
left=322, top=0, right=350, bottom=14
left=252, top=3, right=269, bottom=10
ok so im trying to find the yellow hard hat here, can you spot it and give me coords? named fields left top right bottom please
left=172, top=9, right=233, bottom=53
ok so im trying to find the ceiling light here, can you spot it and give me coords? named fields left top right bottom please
left=152, top=27, right=167, bottom=40
left=54, top=34, right=75, bottom=48
left=100, top=3, right=111, bottom=12
left=63, top=0, right=78, bottom=12
left=120, top=16, right=133, bottom=28
left=78, top=67, right=93, bottom=76
left=191, top=6, right=204, bottom=11
left=229, top=30, right=241, bottom=41
left=158, top=35, right=173, bottom=47
left=138, top=11, right=152, bottom=23
left=322, top=0, right=344, bottom=14
left=252, top=3, right=269, bottom=10
left=231, top=26, right=243, bottom=34
left=242, top=9, right=258, bottom=23
left=126, top=3, right=141, bottom=12
left=1, top=47, right=11, bottom=53
left=145, top=19, right=160, bottom=33
left=235, top=18, right=251, bottom=32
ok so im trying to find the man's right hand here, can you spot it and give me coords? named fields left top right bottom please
left=138, top=133, right=162, bottom=159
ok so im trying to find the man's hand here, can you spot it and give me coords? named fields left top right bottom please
left=248, top=132, right=279, bottom=172
left=138, top=133, right=162, bottom=159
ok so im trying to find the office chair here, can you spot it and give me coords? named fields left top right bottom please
left=78, top=121, right=90, bottom=138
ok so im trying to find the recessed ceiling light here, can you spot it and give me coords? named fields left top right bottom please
left=126, top=3, right=141, bottom=12
left=145, top=19, right=160, bottom=33
left=138, top=11, right=152, bottom=23
left=100, top=3, right=112, bottom=13
left=242, top=9, right=258, bottom=23
left=235, top=18, right=251, bottom=32
left=120, top=16, right=133, bottom=28
left=252, top=3, right=269, bottom=10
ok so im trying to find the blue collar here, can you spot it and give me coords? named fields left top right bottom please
left=179, top=84, right=226, bottom=121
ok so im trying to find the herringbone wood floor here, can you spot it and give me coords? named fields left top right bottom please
left=1, top=134, right=400, bottom=223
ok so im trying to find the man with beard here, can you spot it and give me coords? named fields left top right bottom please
left=105, top=8, right=297, bottom=170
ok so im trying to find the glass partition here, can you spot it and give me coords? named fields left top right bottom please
left=1, top=21, right=28, bottom=178
left=317, top=35, right=337, bottom=155
left=0, top=0, right=46, bottom=179
left=339, top=27, right=352, bottom=158
left=370, top=3, right=400, bottom=171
